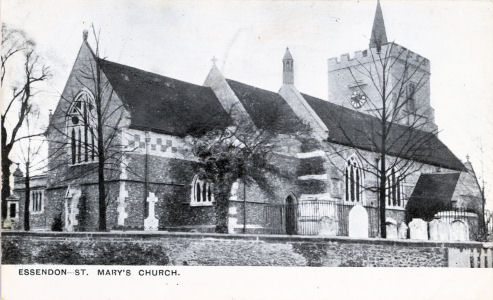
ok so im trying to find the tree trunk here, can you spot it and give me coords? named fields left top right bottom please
left=1, top=121, right=12, bottom=220
left=23, top=162, right=30, bottom=231
left=379, top=156, right=386, bottom=238
left=214, top=177, right=232, bottom=233
left=95, top=60, right=106, bottom=232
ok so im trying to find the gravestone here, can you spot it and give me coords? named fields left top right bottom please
left=428, top=219, right=440, bottom=241
left=450, top=220, right=469, bottom=241
left=409, top=218, right=428, bottom=240
left=386, top=218, right=398, bottom=239
left=398, top=222, right=408, bottom=239
left=429, top=219, right=450, bottom=241
left=144, top=192, right=159, bottom=231
left=348, top=205, right=368, bottom=238
left=318, top=216, right=338, bottom=236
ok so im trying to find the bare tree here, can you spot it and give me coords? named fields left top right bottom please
left=46, top=26, right=137, bottom=231
left=326, top=41, right=440, bottom=238
left=1, top=24, right=50, bottom=221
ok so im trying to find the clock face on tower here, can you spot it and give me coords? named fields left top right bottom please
left=350, top=91, right=367, bottom=109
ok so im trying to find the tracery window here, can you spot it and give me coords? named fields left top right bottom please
left=385, top=167, right=404, bottom=208
left=191, top=175, right=214, bottom=206
left=345, top=156, right=364, bottom=203
left=67, top=91, right=97, bottom=164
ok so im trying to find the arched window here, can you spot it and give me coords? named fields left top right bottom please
left=385, top=167, right=404, bottom=208
left=345, top=156, right=364, bottom=203
left=67, top=90, right=96, bottom=164
left=191, top=175, right=214, bottom=206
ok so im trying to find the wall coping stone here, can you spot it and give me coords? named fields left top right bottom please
left=1, top=231, right=483, bottom=249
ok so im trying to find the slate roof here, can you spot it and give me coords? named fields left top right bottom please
left=99, top=59, right=231, bottom=136
left=226, top=79, right=303, bottom=134
left=302, top=93, right=465, bottom=171
left=98, top=58, right=463, bottom=172
left=405, top=173, right=460, bottom=221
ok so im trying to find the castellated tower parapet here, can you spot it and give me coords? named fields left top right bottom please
left=327, top=43, right=437, bottom=133
left=327, top=43, right=430, bottom=73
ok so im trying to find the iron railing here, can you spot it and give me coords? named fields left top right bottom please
left=434, top=208, right=477, bottom=223
left=262, top=200, right=379, bottom=237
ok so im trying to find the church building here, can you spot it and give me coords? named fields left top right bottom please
left=6, top=2, right=484, bottom=241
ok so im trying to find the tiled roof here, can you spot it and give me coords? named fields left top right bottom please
left=406, top=173, right=460, bottom=221
left=302, top=93, right=465, bottom=171
left=99, top=59, right=231, bottom=137
left=226, top=79, right=303, bottom=134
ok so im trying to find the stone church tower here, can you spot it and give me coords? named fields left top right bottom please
left=327, top=1, right=437, bottom=133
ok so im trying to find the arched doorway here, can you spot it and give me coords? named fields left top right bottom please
left=285, top=195, right=297, bottom=235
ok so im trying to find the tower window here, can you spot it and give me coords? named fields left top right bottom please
left=406, top=83, right=416, bottom=113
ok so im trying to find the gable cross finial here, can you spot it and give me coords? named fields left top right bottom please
left=211, top=56, right=218, bottom=66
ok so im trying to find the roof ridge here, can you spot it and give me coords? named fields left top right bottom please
left=301, top=92, right=435, bottom=136
left=98, top=58, right=211, bottom=90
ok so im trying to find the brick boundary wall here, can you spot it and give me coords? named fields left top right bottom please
left=1, top=231, right=483, bottom=267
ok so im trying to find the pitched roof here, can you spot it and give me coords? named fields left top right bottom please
left=99, top=59, right=231, bottom=136
left=406, top=173, right=460, bottom=221
left=226, top=79, right=303, bottom=134
left=369, top=0, right=388, bottom=48
left=302, top=93, right=465, bottom=171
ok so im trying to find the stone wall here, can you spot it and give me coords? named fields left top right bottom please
left=2, top=231, right=484, bottom=267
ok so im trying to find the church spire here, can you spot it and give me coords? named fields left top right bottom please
left=369, top=0, right=388, bottom=49
left=282, top=47, right=294, bottom=85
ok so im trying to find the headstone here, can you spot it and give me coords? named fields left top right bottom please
left=318, top=216, right=338, bottom=236
left=409, top=218, right=428, bottom=240
left=398, top=222, right=408, bottom=239
left=450, top=220, right=469, bottom=241
left=385, top=218, right=398, bottom=239
left=144, top=192, right=159, bottom=231
left=348, top=205, right=368, bottom=238
left=429, top=219, right=450, bottom=241
left=429, top=219, right=440, bottom=241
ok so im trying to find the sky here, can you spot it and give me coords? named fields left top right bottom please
left=2, top=0, right=493, bottom=208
